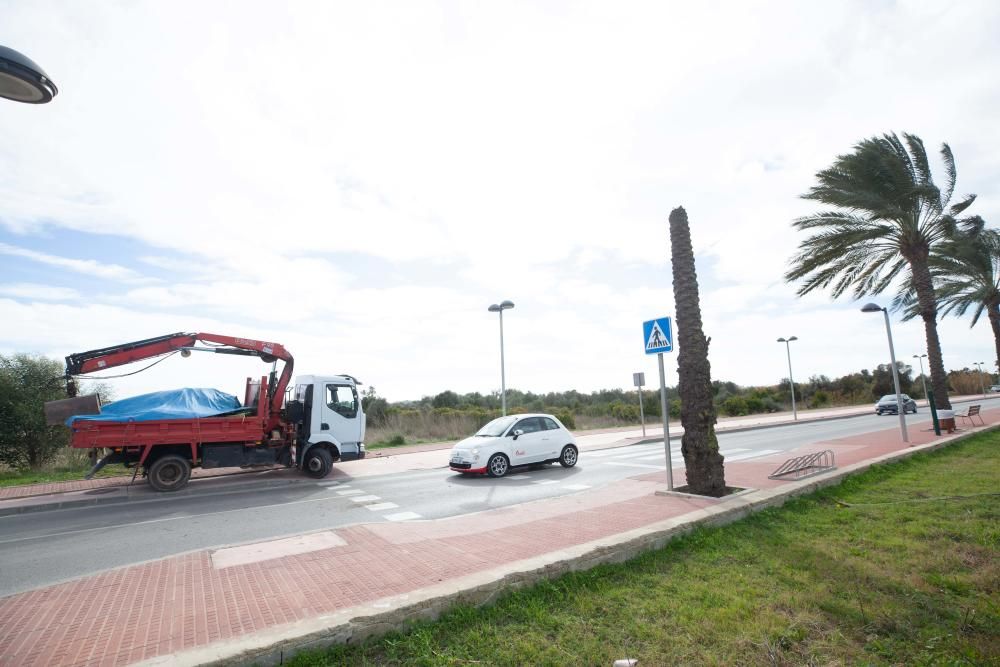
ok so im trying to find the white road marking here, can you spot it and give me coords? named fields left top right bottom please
left=719, top=448, right=750, bottom=455
left=563, top=484, right=591, bottom=491
left=366, top=502, right=400, bottom=511
left=603, top=461, right=665, bottom=470
left=725, top=449, right=781, bottom=461
left=531, top=480, right=559, bottom=485
left=634, top=451, right=681, bottom=461
left=612, top=449, right=673, bottom=460
left=349, top=495, right=382, bottom=503
left=335, top=489, right=363, bottom=496
left=385, top=512, right=422, bottom=521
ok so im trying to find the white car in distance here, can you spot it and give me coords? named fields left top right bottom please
left=449, top=413, right=579, bottom=478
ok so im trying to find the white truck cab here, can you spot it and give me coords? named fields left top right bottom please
left=289, top=375, right=366, bottom=472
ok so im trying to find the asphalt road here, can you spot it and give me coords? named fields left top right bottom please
left=0, top=407, right=965, bottom=596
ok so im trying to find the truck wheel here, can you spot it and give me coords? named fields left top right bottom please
left=303, top=447, right=332, bottom=479
left=147, top=455, right=192, bottom=492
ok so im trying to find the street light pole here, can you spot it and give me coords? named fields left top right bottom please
left=776, top=336, right=798, bottom=420
left=0, top=45, right=58, bottom=103
left=913, top=354, right=928, bottom=401
left=862, top=303, right=908, bottom=443
left=488, top=300, right=515, bottom=416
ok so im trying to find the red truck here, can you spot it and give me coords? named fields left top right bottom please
left=51, top=332, right=366, bottom=491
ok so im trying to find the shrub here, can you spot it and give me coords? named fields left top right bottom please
left=720, top=396, right=749, bottom=416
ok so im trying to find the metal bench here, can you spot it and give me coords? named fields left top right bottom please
left=955, top=404, right=985, bottom=426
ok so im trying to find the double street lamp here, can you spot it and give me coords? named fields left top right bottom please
left=488, top=300, right=514, bottom=416
left=0, top=45, right=58, bottom=104
left=973, top=361, right=987, bottom=396
left=776, top=336, right=798, bottom=420
left=913, top=354, right=928, bottom=400
left=862, top=303, right=908, bottom=443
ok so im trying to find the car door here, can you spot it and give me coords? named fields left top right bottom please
left=538, top=417, right=563, bottom=459
left=507, top=417, right=547, bottom=464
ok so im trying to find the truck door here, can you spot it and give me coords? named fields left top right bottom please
left=320, top=383, right=363, bottom=452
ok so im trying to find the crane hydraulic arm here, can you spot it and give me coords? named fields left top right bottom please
left=64, top=332, right=294, bottom=415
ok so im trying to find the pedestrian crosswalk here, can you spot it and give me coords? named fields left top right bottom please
left=591, top=444, right=781, bottom=469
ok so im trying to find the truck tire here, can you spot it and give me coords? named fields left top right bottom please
left=147, top=455, right=192, bottom=492
left=303, top=447, right=333, bottom=479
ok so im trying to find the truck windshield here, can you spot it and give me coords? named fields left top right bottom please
left=476, top=416, right=517, bottom=437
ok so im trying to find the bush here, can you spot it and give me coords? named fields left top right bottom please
left=810, top=390, right=831, bottom=408
left=720, top=396, right=749, bottom=416
left=551, top=409, right=576, bottom=430
left=0, top=354, right=69, bottom=469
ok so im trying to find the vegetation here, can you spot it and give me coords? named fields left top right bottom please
left=0, top=354, right=70, bottom=469
left=669, top=206, right=725, bottom=496
left=786, top=132, right=983, bottom=411
left=288, top=429, right=999, bottom=666
left=898, top=226, right=1000, bottom=373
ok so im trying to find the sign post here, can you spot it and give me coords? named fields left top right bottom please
left=643, top=317, right=674, bottom=490
left=633, top=372, right=646, bottom=437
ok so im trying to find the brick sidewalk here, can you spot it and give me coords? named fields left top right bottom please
left=0, top=410, right=994, bottom=666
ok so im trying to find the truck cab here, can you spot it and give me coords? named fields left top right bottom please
left=287, top=375, right=367, bottom=474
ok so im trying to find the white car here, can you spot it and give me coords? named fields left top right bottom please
left=449, top=413, right=579, bottom=477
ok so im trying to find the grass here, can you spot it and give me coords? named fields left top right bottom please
left=0, top=447, right=130, bottom=487
left=288, top=431, right=999, bottom=666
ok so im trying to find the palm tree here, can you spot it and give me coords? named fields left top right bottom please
left=894, top=224, right=1000, bottom=376
left=669, top=206, right=726, bottom=496
left=785, top=133, right=981, bottom=410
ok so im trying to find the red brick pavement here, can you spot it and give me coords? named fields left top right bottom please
left=0, top=410, right=993, bottom=667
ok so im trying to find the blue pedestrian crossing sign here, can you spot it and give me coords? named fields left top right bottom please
left=643, top=317, right=673, bottom=355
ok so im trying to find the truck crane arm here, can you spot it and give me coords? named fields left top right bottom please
left=64, top=332, right=294, bottom=414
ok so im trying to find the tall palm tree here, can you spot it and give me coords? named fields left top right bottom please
left=785, top=132, right=981, bottom=411
left=894, top=224, right=1000, bottom=375
left=669, top=206, right=726, bottom=497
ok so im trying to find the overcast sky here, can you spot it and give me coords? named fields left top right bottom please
left=2, top=1, right=999, bottom=402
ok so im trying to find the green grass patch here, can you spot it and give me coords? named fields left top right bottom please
left=289, top=431, right=1000, bottom=666
left=0, top=463, right=130, bottom=487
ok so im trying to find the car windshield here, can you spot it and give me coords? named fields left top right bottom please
left=475, top=416, right=518, bottom=437
left=880, top=395, right=899, bottom=401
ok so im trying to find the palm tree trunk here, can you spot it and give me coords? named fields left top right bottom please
left=909, top=255, right=952, bottom=410
left=668, top=207, right=726, bottom=497
left=987, top=300, right=1000, bottom=381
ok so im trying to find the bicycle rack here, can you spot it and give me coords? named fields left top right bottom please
left=768, top=450, right=835, bottom=481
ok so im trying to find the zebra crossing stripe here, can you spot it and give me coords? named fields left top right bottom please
left=366, top=502, right=399, bottom=511
left=385, top=512, right=422, bottom=521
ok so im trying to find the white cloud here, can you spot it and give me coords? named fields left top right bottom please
left=0, top=283, right=81, bottom=301
left=1, top=1, right=999, bottom=400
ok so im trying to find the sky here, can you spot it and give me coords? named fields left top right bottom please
left=2, top=1, right=999, bottom=402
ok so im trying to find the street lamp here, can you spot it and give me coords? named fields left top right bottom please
left=0, top=45, right=58, bottom=103
left=488, top=300, right=514, bottom=416
left=973, top=361, right=987, bottom=396
left=913, top=354, right=928, bottom=401
left=862, top=303, right=908, bottom=442
left=776, top=336, right=798, bottom=420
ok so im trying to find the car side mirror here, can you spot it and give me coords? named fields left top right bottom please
left=511, top=429, right=524, bottom=440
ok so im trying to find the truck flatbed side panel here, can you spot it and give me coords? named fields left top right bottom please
left=69, top=415, right=268, bottom=449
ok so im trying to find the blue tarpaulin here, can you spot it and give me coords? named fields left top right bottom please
left=68, top=388, right=243, bottom=425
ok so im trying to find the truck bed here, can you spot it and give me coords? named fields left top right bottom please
left=69, top=413, right=267, bottom=449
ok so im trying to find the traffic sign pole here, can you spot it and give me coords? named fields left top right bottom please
left=658, top=353, right=673, bottom=491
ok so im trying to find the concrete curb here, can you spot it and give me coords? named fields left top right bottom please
left=146, top=424, right=998, bottom=667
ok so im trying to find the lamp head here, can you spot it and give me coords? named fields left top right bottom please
left=488, top=304, right=501, bottom=312
left=500, top=300, right=514, bottom=310
left=861, top=303, right=884, bottom=313
left=0, top=45, right=58, bottom=104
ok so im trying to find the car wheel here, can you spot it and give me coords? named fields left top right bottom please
left=303, top=447, right=333, bottom=479
left=487, top=453, right=509, bottom=478
left=147, top=454, right=192, bottom=492
left=559, top=445, right=578, bottom=468
left=876, top=410, right=883, bottom=415
left=911, top=405, right=918, bottom=413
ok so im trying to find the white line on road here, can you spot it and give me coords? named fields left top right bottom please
left=384, top=511, right=422, bottom=521
left=335, top=489, right=363, bottom=496
left=719, top=448, right=750, bottom=455
left=366, top=502, right=399, bottom=511
left=531, top=480, right=559, bottom=485
left=602, top=461, right=665, bottom=470
left=725, top=449, right=781, bottom=461
left=563, top=484, right=591, bottom=491
left=349, top=495, right=382, bottom=503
